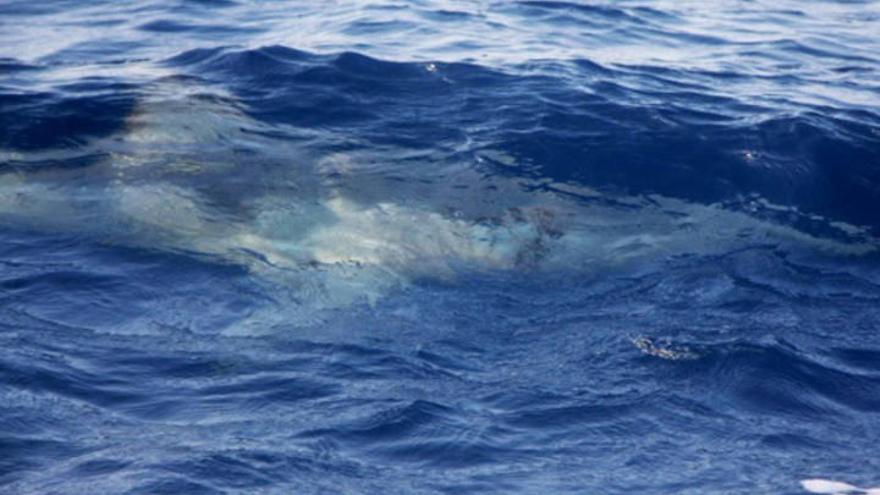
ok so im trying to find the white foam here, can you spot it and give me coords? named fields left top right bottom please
left=802, top=479, right=880, bottom=494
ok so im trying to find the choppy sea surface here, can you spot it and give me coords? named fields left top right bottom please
left=2, top=1, right=880, bottom=493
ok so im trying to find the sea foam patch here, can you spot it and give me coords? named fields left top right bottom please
left=802, top=479, right=880, bottom=494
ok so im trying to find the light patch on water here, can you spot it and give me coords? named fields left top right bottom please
left=631, top=337, right=699, bottom=361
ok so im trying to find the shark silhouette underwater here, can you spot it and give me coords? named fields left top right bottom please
left=0, top=80, right=876, bottom=327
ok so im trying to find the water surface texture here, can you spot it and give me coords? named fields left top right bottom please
left=2, top=1, right=880, bottom=494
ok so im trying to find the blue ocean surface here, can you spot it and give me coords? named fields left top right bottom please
left=1, top=1, right=880, bottom=493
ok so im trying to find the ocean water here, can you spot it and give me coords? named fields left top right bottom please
left=1, top=1, right=880, bottom=493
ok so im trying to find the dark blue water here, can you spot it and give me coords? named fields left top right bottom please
left=2, top=1, right=880, bottom=493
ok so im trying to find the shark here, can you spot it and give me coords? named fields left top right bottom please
left=0, top=78, right=876, bottom=327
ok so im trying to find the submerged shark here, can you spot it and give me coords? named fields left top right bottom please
left=0, top=79, right=876, bottom=327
